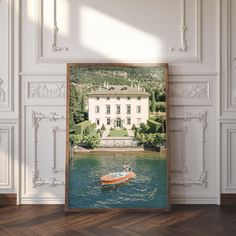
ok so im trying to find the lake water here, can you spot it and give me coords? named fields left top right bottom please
left=68, top=152, right=168, bottom=209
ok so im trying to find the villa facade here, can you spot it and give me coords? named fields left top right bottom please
left=87, top=84, right=150, bottom=129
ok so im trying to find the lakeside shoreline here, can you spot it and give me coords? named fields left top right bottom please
left=72, top=149, right=167, bottom=157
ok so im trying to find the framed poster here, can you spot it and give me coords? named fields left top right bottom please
left=65, top=63, right=170, bottom=211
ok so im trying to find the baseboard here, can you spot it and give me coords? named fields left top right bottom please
left=221, top=194, right=236, bottom=205
left=20, top=198, right=65, bottom=204
left=172, top=197, right=218, bottom=205
left=19, top=197, right=218, bottom=205
left=0, top=194, right=17, bottom=206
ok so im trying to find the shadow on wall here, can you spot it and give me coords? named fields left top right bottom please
left=31, top=0, right=187, bottom=61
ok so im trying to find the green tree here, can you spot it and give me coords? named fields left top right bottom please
left=151, top=91, right=156, bottom=112
left=83, top=134, right=101, bottom=149
left=73, top=134, right=83, bottom=145
left=140, top=123, right=150, bottom=133
left=131, top=124, right=136, bottom=130
left=101, top=124, right=106, bottom=130
left=80, top=94, right=86, bottom=113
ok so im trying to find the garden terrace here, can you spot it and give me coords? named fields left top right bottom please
left=108, top=129, right=128, bottom=137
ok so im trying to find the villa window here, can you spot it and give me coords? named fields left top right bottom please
left=127, top=118, right=131, bottom=125
left=137, top=118, right=141, bottom=125
left=138, top=97, right=141, bottom=100
left=107, top=118, right=111, bottom=125
left=117, top=97, right=120, bottom=100
left=96, top=97, right=99, bottom=100
left=96, top=119, right=100, bottom=125
left=95, top=106, right=100, bottom=113
left=127, top=105, right=131, bottom=114
left=127, top=97, right=130, bottom=100
left=106, top=105, right=111, bottom=114
left=137, top=106, right=141, bottom=113
left=107, top=97, right=110, bottom=100
left=116, top=105, right=121, bottom=114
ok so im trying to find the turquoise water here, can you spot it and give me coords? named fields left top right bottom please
left=68, top=153, right=168, bottom=209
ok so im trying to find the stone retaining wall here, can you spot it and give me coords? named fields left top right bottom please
left=100, top=137, right=139, bottom=148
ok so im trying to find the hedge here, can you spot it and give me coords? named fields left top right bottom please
left=72, top=134, right=100, bottom=149
left=84, top=122, right=97, bottom=135
left=147, top=119, right=162, bottom=133
left=91, top=122, right=96, bottom=130
left=75, top=120, right=91, bottom=134
left=155, top=102, right=166, bottom=112
left=140, top=123, right=150, bottom=133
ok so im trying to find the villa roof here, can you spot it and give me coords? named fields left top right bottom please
left=87, top=85, right=150, bottom=97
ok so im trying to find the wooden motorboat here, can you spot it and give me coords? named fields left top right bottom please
left=100, top=165, right=136, bottom=186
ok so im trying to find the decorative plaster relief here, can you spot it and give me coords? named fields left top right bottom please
left=51, top=0, right=68, bottom=52
left=28, top=82, right=66, bottom=99
left=170, top=0, right=188, bottom=52
left=170, top=111, right=208, bottom=187
left=0, top=79, right=6, bottom=104
left=36, top=0, right=201, bottom=62
left=32, top=111, right=65, bottom=188
left=170, top=82, right=209, bottom=99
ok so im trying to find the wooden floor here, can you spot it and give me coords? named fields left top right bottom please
left=0, top=205, right=236, bottom=236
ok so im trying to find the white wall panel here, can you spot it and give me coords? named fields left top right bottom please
left=0, top=0, right=19, bottom=196
left=0, top=0, right=15, bottom=116
left=0, top=122, right=18, bottom=193
left=221, top=123, right=236, bottom=193
left=20, top=105, right=65, bottom=203
left=220, top=0, right=236, bottom=194
left=20, top=0, right=218, bottom=75
left=0, top=127, right=12, bottom=189
left=37, top=0, right=200, bottom=63
left=170, top=107, right=218, bottom=203
left=17, top=0, right=221, bottom=204
left=221, top=0, right=236, bottom=117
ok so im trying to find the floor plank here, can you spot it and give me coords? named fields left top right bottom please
left=0, top=205, right=236, bottom=236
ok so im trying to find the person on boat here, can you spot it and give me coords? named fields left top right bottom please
left=123, top=164, right=130, bottom=172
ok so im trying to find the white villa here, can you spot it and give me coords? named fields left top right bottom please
left=87, top=83, right=150, bottom=129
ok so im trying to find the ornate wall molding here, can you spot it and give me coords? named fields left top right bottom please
left=0, top=79, right=6, bottom=104
left=0, top=126, right=13, bottom=190
left=28, top=82, right=66, bottom=99
left=170, top=127, right=188, bottom=173
left=170, top=0, right=187, bottom=52
left=0, top=0, right=14, bottom=112
left=170, top=82, right=209, bottom=99
left=51, top=0, right=68, bottom=52
left=170, top=111, right=208, bottom=187
left=226, top=129, right=236, bottom=189
left=36, top=0, right=201, bottom=63
left=221, top=0, right=236, bottom=112
left=32, top=111, right=65, bottom=188
left=221, top=124, right=236, bottom=193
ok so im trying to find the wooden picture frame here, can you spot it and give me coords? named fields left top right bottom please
left=65, top=63, right=170, bottom=212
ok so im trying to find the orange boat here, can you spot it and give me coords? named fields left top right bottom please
left=101, top=165, right=136, bottom=186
